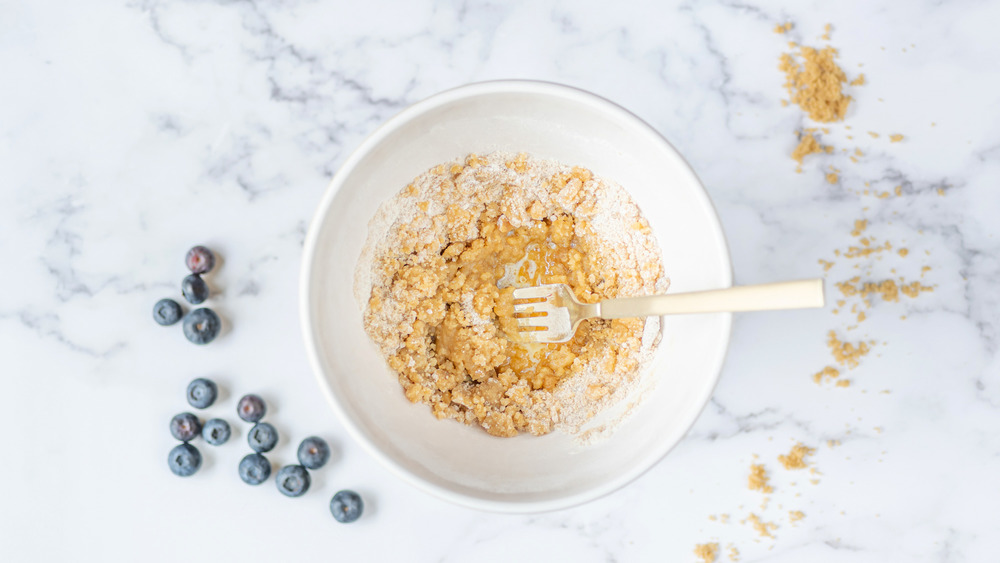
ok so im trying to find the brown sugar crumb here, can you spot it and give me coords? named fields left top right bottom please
left=850, top=219, right=867, bottom=237
left=694, top=543, right=719, bottom=563
left=854, top=147, right=864, bottom=157
left=789, top=510, right=806, bottom=523
left=791, top=132, right=831, bottom=164
left=827, top=330, right=871, bottom=368
left=937, top=187, right=946, bottom=196
left=748, top=464, right=774, bottom=493
left=865, top=279, right=899, bottom=302
left=826, top=171, right=838, bottom=184
left=895, top=185, right=903, bottom=196
left=898, top=248, right=909, bottom=257
left=921, top=265, right=932, bottom=277
left=821, top=23, right=832, bottom=41
left=779, top=45, right=852, bottom=122
left=857, top=311, right=866, bottom=322
left=745, top=513, right=778, bottom=538
left=868, top=131, right=879, bottom=138
left=778, top=443, right=816, bottom=469
left=889, top=134, right=904, bottom=142
left=900, top=281, right=934, bottom=298
left=773, top=22, right=794, bottom=34
left=728, top=545, right=740, bottom=561
left=843, top=240, right=890, bottom=258
left=836, top=379, right=851, bottom=387
left=849, top=73, right=865, bottom=86
left=818, top=259, right=835, bottom=271
left=813, top=365, right=840, bottom=384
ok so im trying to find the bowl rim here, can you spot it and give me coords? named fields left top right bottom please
left=300, top=79, right=734, bottom=513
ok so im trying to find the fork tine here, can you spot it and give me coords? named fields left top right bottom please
left=514, top=315, right=551, bottom=329
left=511, top=284, right=558, bottom=302
left=512, top=301, right=555, bottom=314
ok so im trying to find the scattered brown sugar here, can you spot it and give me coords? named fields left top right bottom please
left=900, top=281, right=934, bottom=298
left=827, top=331, right=871, bottom=368
left=745, top=514, right=778, bottom=538
left=898, top=248, right=909, bottom=257
left=779, top=44, right=853, bottom=122
left=778, top=443, right=816, bottom=470
left=921, top=265, right=932, bottom=277
left=868, top=131, right=879, bottom=138
left=889, top=134, right=904, bottom=142
left=821, top=23, right=832, bottom=41
left=792, top=132, right=832, bottom=164
left=728, top=545, right=740, bottom=561
left=843, top=240, right=891, bottom=258
left=850, top=219, right=867, bottom=237
left=895, top=185, right=903, bottom=196
left=748, top=464, right=774, bottom=493
left=773, top=22, right=794, bottom=34
left=836, top=379, right=851, bottom=387
left=818, top=259, right=835, bottom=271
left=836, top=277, right=933, bottom=304
left=789, top=510, right=806, bottom=523
left=826, top=171, right=838, bottom=184
left=937, top=187, right=946, bottom=196
left=849, top=74, right=865, bottom=86
left=694, top=543, right=720, bottom=563
left=877, top=191, right=890, bottom=199
left=812, top=365, right=840, bottom=384
left=857, top=311, right=866, bottom=322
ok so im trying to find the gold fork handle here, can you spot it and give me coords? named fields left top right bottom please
left=599, top=279, right=825, bottom=319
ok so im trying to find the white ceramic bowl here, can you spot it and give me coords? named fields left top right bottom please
left=301, top=80, right=732, bottom=513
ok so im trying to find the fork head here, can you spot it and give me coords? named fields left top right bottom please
left=510, top=283, right=578, bottom=344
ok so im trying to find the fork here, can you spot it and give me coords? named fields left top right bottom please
left=510, top=279, right=825, bottom=344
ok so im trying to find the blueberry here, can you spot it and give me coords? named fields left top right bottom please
left=168, top=443, right=202, bottom=477
left=153, top=298, right=183, bottom=326
left=239, top=453, right=272, bottom=485
left=275, top=465, right=310, bottom=497
left=236, top=394, right=266, bottom=423
left=181, top=274, right=209, bottom=305
left=297, top=436, right=330, bottom=470
left=330, top=490, right=363, bottom=523
left=247, top=422, right=278, bottom=453
left=185, top=245, right=215, bottom=275
left=202, top=418, right=231, bottom=446
left=186, top=378, right=218, bottom=409
left=182, top=308, right=221, bottom=345
left=170, top=412, right=202, bottom=442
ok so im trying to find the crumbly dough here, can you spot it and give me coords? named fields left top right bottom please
left=359, top=152, right=666, bottom=437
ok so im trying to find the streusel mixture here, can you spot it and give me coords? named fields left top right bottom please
left=356, top=152, right=667, bottom=437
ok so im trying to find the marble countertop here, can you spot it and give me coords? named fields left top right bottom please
left=3, top=0, right=998, bottom=561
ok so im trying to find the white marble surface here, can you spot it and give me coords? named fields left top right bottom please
left=2, top=0, right=999, bottom=561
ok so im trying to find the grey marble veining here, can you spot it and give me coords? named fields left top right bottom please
left=2, top=0, right=999, bottom=560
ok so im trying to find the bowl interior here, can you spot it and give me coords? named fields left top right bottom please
left=302, top=82, right=732, bottom=512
